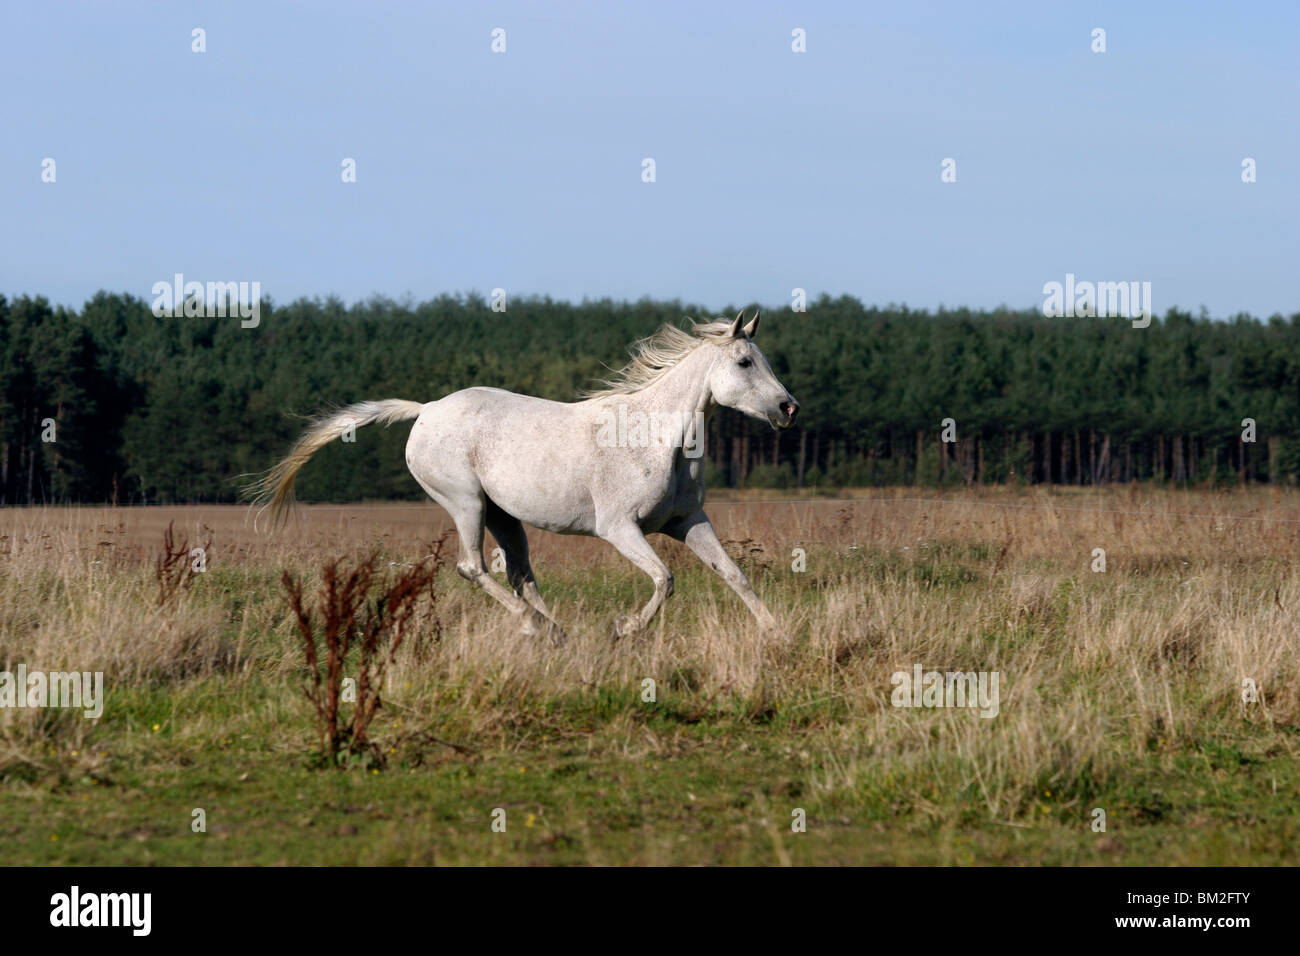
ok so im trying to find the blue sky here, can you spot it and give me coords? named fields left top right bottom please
left=2, top=1, right=1296, bottom=317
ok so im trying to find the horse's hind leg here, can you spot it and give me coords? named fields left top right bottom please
left=415, top=479, right=555, bottom=641
left=486, top=499, right=568, bottom=644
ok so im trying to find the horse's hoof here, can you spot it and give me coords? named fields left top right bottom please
left=612, top=615, right=640, bottom=640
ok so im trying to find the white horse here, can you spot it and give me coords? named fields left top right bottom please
left=250, top=311, right=799, bottom=642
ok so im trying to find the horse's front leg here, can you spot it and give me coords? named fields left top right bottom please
left=664, top=511, right=778, bottom=632
left=599, top=522, right=673, bottom=638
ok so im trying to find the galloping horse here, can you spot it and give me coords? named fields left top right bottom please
left=250, top=310, right=799, bottom=642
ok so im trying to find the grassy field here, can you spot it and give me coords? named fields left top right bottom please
left=2, top=486, right=1298, bottom=865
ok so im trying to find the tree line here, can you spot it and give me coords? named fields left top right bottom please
left=2, top=291, right=1298, bottom=504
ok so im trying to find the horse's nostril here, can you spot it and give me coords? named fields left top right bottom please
left=783, top=402, right=798, bottom=421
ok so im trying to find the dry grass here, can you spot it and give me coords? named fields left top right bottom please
left=1, top=486, right=1298, bottom=862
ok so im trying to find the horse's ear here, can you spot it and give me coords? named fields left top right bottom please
left=728, top=310, right=746, bottom=338
left=742, top=310, right=760, bottom=338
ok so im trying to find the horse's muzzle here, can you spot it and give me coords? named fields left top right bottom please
left=780, top=399, right=800, bottom=428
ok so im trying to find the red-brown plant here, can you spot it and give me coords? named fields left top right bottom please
left=282, top=534, right=450, bottom=766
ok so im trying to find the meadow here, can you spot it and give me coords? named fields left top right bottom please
left=1, top=486, right=1297, bottom=865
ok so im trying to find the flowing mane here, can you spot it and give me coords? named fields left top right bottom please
left=581, top=318, right=735, bottom=398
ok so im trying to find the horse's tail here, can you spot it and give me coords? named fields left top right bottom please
left=244, top=399, right=426, bottom=526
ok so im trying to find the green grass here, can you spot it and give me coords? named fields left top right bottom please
left=5, top=668, right=1298, bottom=865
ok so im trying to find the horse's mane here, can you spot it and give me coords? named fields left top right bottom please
left=581, top=318, right=735, bottom=398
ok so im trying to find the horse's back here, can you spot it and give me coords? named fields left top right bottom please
left=437, top=385, right=569, bottom=414
left=409, top=386, right=569, bottom=449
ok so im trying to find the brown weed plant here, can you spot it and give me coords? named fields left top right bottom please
left=154, top=520, right=212, bottom=608
left=282, top=536, right=449, bottom=767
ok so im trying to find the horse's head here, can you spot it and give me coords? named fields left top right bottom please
left=708, top=310, right=799, bottom=429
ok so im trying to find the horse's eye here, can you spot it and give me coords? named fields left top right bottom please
left=738, top=358, right=752, bottom=368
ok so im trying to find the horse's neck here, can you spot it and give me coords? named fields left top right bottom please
left=627, top=348, right=714, bottom=464
left=632, top=347, right=714, bottom=418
